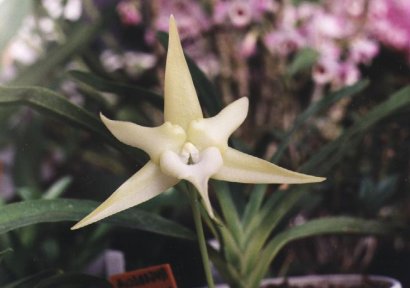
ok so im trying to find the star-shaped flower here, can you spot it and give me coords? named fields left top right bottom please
left=71, top=16, right=325, bottom=230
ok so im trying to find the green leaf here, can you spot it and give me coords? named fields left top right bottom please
left=11, top=22, right=102, bottom=86
left=3, top=270, right=61, bottom=288
left=301, top=85, right=410, bottom=174
left=242, top=81, right=369, bottom=231
left=208, top=246, right=245, bottom=288
left=212, top=181, right=242, bottom=244
left=35, top=272, right=112, bottom=288
left=157, top=32, right=222, bottom=116
left=292, top=0, right=321, bottom=4
left=272, top=79, right=369, bottom=163
left=218, top=224, right=244, bottom=274
left=0, top=199, right=195, bottom=240
left=43, top=176, right=73, bottom=200
left=0, top=247, right=13, bottom=260
left=13, top=118, right=45, bottom=196
left=242, top=189, right=305, bottom=274
left=0, top=85, right=143, bottom=159
left=248, top=216, right=400, bottom=286
left=359, top=175, right=399, bottom=212
left=238, top=85, right=410, bottom=283
left=16, top=187, right=39, bottom=201
left=0, top=0, right=32, bottom=53
left=249, top=85, right=409, bottom=244
left=68, top=70, right=164, bottom=109
left=287, top=48, right=319, bottom=76
left=241, top=184, right=268, bottom=229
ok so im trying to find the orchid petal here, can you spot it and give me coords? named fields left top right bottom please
left=192, top=178, right=215, bottom=220
left=164, top=15, right=203, bottom=130
left=160, top=147, right=223, bottom=219
left=101, top=114, right=186, bottom=163
left=71, top=162, right=179, bottom=230
left=213, top=147, right=326, bottom=184
left=188, top=97, right=249, bottom=151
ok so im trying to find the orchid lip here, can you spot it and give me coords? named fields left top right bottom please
left=159, top=142, right=223, bottom=180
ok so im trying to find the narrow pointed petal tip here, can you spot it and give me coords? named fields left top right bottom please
left=214, top=147, right=326, bottom=184
left=71, top=220, right=88, bottom=230
left=99, top=112, right=108, bottom=124
left=164, top=14, right=203, bottom=129
left=188, top=97, right=249, bottom=151
left=100, top=113, right=186, bottom=163
left=312, top=176, right=326, bottom=183
left=71, top=162, right=179, bottom=230
left=296, top=175, right=326, bottom=184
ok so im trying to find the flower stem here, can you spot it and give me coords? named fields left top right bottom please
left=187, top=183, right=215, bottom=288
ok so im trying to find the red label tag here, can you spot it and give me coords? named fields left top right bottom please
left=109, top=264, right=177, bottom=288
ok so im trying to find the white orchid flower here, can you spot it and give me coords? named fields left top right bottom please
left=71, top=16, right=324, bottom=230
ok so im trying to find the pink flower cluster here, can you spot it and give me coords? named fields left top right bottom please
left=116, top=0, right=410, bottom=88
left=369, top=0, right=410, bottom=60
left=261, top=0, right=381, bottom=88
left=117, top=0, right=142, bottom=26
left=213, top=0, right=278, bottom=28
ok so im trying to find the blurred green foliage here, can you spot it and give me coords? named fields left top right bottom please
left=0, top=0, right=409, bottom=287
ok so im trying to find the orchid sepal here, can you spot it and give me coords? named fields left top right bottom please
left=71, top=162, right=178, bottom=230
left=100, top=113, right=186, bottom=163
left=213, top=147, right=325, bottom=184
left=164, top=15, right=203, bottom=130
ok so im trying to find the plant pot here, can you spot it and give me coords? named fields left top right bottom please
left=214, top=274, right=401, bottom=288
left=260, top=274, right=401, bottom=288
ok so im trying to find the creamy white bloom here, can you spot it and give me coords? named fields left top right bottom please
left=71, top=16, right=325, bottom=230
